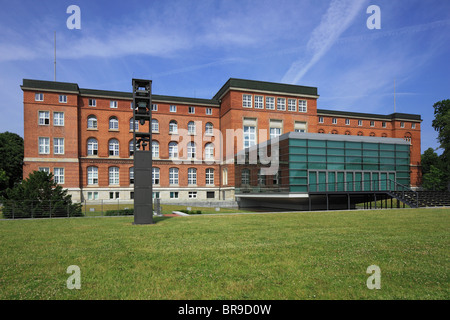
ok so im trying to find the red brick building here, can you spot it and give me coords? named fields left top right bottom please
left=21, top=78, right=422, bottom=202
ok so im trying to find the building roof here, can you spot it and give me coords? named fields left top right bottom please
left=317, top=109, right=422, bottom=122
left=213, top=78, right=319, bottom=100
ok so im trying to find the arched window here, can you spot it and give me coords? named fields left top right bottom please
left=169, top=120, right=178, bottom=134
left=188, top=168, right=197, bottom=185
left=205, top=143, right=214, bottom=160
left=87, top=166, right=98, bottom=185
left=109, top=167, right=119, bottom=185
left=109, top=116, right=119, bottom=130
left=404, top=132, right=412, bottom=143
left=331, top=130, right=338, bottom=135
left=169, top=168, right=179, bottom=185
left=206, top=168, right=214, bottom=185
left=87, top=115, right=97, bottom=129
left=151, top=119, right=159, bottom=132
left=129, top=167, right=134, bottom=184
left=357, top=131, right=363, bottom=136
left=187, top=142, right=196, bottom=159
left=152, top=140, right=159, bottom=158
left=345, top=131, right=351, bottom=135
left=129, top=140, right=136, bottom=156
left=129, top=118, right=138, bottom=131
left=87, top=138, right=98, bottom=155
left=318, top=129, right=325, bottom=134
left=370, top=132, right=376, bottom=137
left=381, top=133, right=387, bottom=138
left=109, top=139, right=119, bottom=156
left=205, top=122, right=213, bottom=135
left=188, top=121, right=196, bottom=134
left=241, top=169, right=250, bottom=185
left=169, top=142, right=178, bottom=158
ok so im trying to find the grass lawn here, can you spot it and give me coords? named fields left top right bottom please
left=0, top=208, right=448, bottom=300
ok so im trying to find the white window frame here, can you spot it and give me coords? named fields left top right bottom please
left=288, top=99, right=297, bottom=112
left=332, top=118, right=337, bottom=124
left=298, top=100, right=307, bottom=112
left=243, top=125, right=256, bottom=148
left=269, top=127, right=281, bottom=139
left=152, top=141, right=159, bottom=158
left=188, top=191, right=197, bottom=199
left=345, top=119, right=350, bottom=125
left=187, top=142, right=196, bottom=159
left=54, top=168, right=65, bottom=184
left=254, top=96, right=264, bottom=109
left=358, top=120, right=363, bottom=126
left=109, top=117, right=119, bottom=130
left=110, top=100, right=118, bottom=108
left=87, top=167, right=98, bottom=185
left=152, top=167, right=160, bottom=185
left=241, top=169, right=250, bottom=185
left=206, top=168, right=214, bottom=185
left=39, top=111, right=50, bottom=125
left=205, top=122, right=213, bottom=135
left=169, top=168, right=179, bottom=185
left=170, top=191, right=179, bottom=199
left=53, top=112, right=64, bottom=126
left=88, top=115, right=97, bottom=129
left=130, top=118, right=139, bottom=131
left=109, top=139, right=119, bottom=156
left=151, top=104, right=158, bottom=111
left=38, top=137, right=50, bottom=154
left=277, top=98, right=286, bottom=111
left=151, top=119, right=159, bottom=132
left=59, top=95, right=67, bottom=103
left=109, top=167, right=120, bottom=185
left=265, top=97, right=275, bottom=110
left=205, top=143, right=214, bottom=160
left=243, top=94, right=252, bottom=108
left=53, top=138, right=64, bottom=155
left=412, top=123, right=416, bottom=129
left=188, top=168, right=197, bottom=185
left=169, top=121, right=178, bottom=134
left=318, top=116, right=324, bottom=124
left=35, top=93, right=44, bottom=101
left=188, top=121, right=196, bottom=135
left=39, top=167, right=50, bottom=173
left=188, top=106, right=195, bottom=114
left=88, top=99, right=96, bottom=107
left=206, top=108, right=212, bottom=115
left=87, top=138, right=98, bottom=156
left=170, top=105, right=177, bottom=112
left=169, top=142, right=178, bottom=159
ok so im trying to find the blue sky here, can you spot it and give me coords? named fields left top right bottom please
left=1, top=0, right=449, bottom=154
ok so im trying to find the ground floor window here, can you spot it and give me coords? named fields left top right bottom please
left=207, top=191, right=215, bottom=199
left=109, top=192, right=120, bottom=200
left=170, top=191, right=179, bottom=199
left=87, top=191, right=98, bottom=200
left=188, top=191, right=197, bottom=199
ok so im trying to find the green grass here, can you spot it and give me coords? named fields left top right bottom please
left=0, top=208, right=448, bottom=299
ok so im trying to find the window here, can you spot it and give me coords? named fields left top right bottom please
left=152, top=167, right=160, bottom=185
left=258, top=169, right=266, bottom=185
left=170, top=105, right=177, bottom=112
left=39, top=167, right=50, bottom=173
left=207, top=191, right=215, bottom=199
left=266, top=97, right=275, bottom=110
left=169, top=120, right=178, bottom=134
left=400, top=122, right=405, bottom=128
left=277, top=98, right=286, bottom=111
left=205, top=122, right=213, bottom=135
left=188, top=121, right=196, bottom=134
left=87, top=192, right=98, bottom=200
left=152, top=192, right=160, bottom=199
left=222, top=168, right=228, bottom=185
left=241, top=169, right=250, bottom=185
left=370, top=132, right=375, bottom=137
left=130, top=118, right=139, bottom=131
left=169, top=142, right=178, bottom=158
left=110, top=101, right=118, bottom=108
left=318, top=129, right=325, bottom=134
left=188, top=192, right=197, bottom=199
left=294, top=121, right=307, bottom=133
left=59, top=95, right=67, bottom=103
left=298, top=100, right=307, bottom=112
left=88, top=99, right=96, bottom=107
left=345, top=131, right=351, bottom=135
left=206, top=168, right=214, bottom=185
left=53, top=112, right=64, bottom=126
left=53, top=138, right=64, bottom=154
left=151, top=119, right=159, bottom=132
left=109, top=167, right=119, bottom=185
left=318, top=116, right=324, bottom=123
left=151, top=104, right=158, bottom=111
left=88, top=115, right=97, bottom=129
left=188, top=168, right=197, bottom=185
left=254, top=96, right=264, bottom=109
left=87, top=167, right=98, bottom=185
left=331, top=130, right=338, bottom=135
left=332, top=118, right=337, bottom=124
left=152, top=140, right=159, bottom=158
left=35, top=93, right=44, bottom=101
left=187, top=142, right=196, bottom=159
left=370, top=121, right=375, bottom=127
left=54, top=168, right=64, bottom=184
left=129, top=167, right=134, bottom=184
left=109, top=139, right=119, bottom=156
left=358, top=120, right=363, bottom=126
left=243, top=94, right=252, bottom=108
left=38, top=137, right=50, bottom=154
left=169, top=168, right=179, bottom=185
left=206, top=108, right=212, bottom=115
left=205, top=143, right=214, bottom=160
left=288, top=99, right=297, bottom=111
left=345, top=119, right=350, bottom=125
left=382, top=122, right=387, bottom=128
left=129, top=140, right=138, bottom=156
left=412, top=123, right=416, bottom=129
left=109, top=117, right=119, bottom=130
left=109, top=192, right=120, bottom=199
left=39, top=111, right=50, bottom=125
left=270, top=128, right=281, bottom=139
left=188, top=106, right=195, bottom=114
left=243, top=125, right=256, bottom=148
left=357, top=131, right=363, bottom=136
left=170, top=191, right=179, bottom=199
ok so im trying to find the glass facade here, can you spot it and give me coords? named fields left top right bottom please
left=235, top=133, right=410, bottom=194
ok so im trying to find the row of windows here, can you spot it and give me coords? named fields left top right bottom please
left=317, top=129, right=413, bottom=141
left=87, top=116, right=215, bottom=134
left=86, top=167, right=215, bottom=186
left=318, top=117, right=417, bottom=129
left=86, top=138, right=215, bottom=159
left=38, top=111, right=64, bottom=126
left=38, top=167, right=65, bottom=184
left=38, top=137, right=65, bottom=155
left=35, top=93, right=68, bottom=104
left=242, top=94, right=308, bottom=112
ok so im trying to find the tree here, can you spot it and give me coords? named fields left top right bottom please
left=422, top=165, right=447, bottom=191
left=421, top=147, right=441, bottom=176
left=1, top=170, right=82, bottom=219
left=0, top=132, right=24, bottom=195
left=431, top=100, right=450, bottom=179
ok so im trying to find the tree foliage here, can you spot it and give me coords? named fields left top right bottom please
left=0, top=132, right=24, bottom=195
left=1, top=170, right=82, bottom=219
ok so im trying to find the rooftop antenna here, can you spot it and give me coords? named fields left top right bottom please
left=54, top=31, right=56, bottom=81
